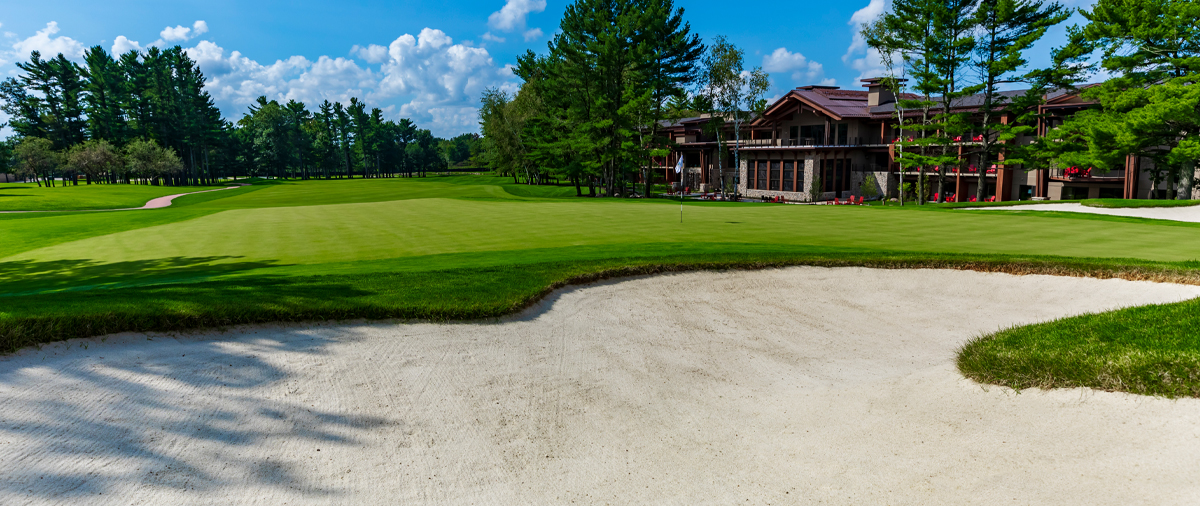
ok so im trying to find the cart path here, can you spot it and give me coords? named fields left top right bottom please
left=0, top=184, right=247, bottom=214
left=2, top=267, right=1199, bottom=505
left=965, top=202, right=1200, bottom=223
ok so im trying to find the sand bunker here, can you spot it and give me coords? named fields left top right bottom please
left=966, top=202, right=1200, bottom=223
left=3, top=267, right=1200, bottom=505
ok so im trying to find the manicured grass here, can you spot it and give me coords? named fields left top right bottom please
left=6, top=246, right=1200, bottom=353
left=0, top=182, right=225, bottom=211
left=1082, top=198, right=1200, bottom=208
left=958, top=298, right=1200, bottom=398
left=7, top=174, right=1200, bottom=399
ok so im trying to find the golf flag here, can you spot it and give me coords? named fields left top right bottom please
left=674, top=156, right=684, bottom=174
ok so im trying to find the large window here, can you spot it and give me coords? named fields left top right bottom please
left=769, top=161, right=781, bottom=191
left=783, top=161, right=795, bottom=192
left=1062, top=186, right=1088, bottom=200
left=756, top=161, right=767, bottom=190
left=800, top=125, right=825, bottom=144
left=820, top=159, right=849, bottom=193
left=789, top=126, right=799, bottom=140
left=836, top=124, right=849, bottom=145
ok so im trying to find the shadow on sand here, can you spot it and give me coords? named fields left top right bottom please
left=0, top=326, right=393, bottom=500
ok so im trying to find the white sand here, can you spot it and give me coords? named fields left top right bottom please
left=3, top=267, right=1200, bottom=505
left=965, top=202, right=1200, bottom=222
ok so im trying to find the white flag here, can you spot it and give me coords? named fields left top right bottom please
left=674, top=156, right=685, bottom=174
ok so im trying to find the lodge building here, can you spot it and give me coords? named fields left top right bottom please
left=660, top=79, right=1163, bottom=202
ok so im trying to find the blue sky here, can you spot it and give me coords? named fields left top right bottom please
left=1, top=0, right=1095, bottom=137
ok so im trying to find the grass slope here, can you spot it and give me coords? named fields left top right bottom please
left=959, top=299, right=1200, bottom=398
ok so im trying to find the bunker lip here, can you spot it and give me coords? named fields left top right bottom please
left=2, top=266, right=1198, bottom=504
left=0, top=184, right=247, bottom=214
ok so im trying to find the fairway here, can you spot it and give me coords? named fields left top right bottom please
left=6, top=176, right=1200, bottom=282
left=4, top=175, right=1200, bottom=351
left=0, top=182, right=226, bottom=212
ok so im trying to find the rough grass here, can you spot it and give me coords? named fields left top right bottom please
left=958, top=298, right=1200, bottom=398
left=1082, top=198, right=1200, bottom=208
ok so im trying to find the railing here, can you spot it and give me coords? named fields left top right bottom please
left=736, top=136, right=888, bottom=148
left=1049, top=167, right=1125, bottom=180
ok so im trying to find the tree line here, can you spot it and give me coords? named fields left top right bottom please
left=0, top=46, right=483, bottom=186
left=865, top=0, right=1200, bottom=203
left=478, top=0, right=770, bottom=198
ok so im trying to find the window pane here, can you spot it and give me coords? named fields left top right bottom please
left=769, top=161, right=781, bottom=191
left=757, top=161, right=767, bottom=189
left=783, top=161, right=794, bottom=192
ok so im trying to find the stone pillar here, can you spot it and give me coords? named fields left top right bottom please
left=802, top=158, right=816, bottom=201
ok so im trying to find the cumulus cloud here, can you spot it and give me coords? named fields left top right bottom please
left=373, top=28, right=504, bottom=133
left=481, top=32, right=506, bottom=43
left=186, top=28, right=514, bottom=136
left=842, top=0, right=897, bottom=82
left=0, top=21, right=515, bottom=137
left=111, top=35, right=142, bottom=54
left=763, top=47, right=829, bottom=84
left=488, top=0, right=546, bottom=40
left=11, top=22, right=86, bottom=60
left=351, top=43, right=389, bottom=64
left=523, top=28, right=543, bottom=41
left=161, top=20, right=208, bottom=42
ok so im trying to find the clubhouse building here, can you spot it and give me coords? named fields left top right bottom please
left=660, top=79, right=1164, bottom=202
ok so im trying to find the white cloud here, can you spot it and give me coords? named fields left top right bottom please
left=11, top=22, right=86, bottom=60
left=351, top=43, right=389, bottom=64
left=481, top=32, right=506, bottom=43
left=157, top=20, right=210, bottom=45
left=186, top=27, right=514, bottom=136
left=372, top=28, right=504, bottom=133
left=488, top=0, right=546, bottom=39
left=763, top=47, right=828, bottom=83
left=111, top=35, right=142, bottom=55
left=0, top=21, right=515, bottom=137
left=842, top=0, right=898, bottom=82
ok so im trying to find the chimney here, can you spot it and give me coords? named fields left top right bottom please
left=861, top=77, right=904, bottom=107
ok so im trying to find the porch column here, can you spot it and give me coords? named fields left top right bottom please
left=1124, top=155, right=1140, bottom=199
left=997, top=169, right=1013, bottom=201
left=955, top=174, right=968, bottom=202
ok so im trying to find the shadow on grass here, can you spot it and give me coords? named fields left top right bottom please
left=0, top=324, right=393, bottom=499
left=0, top=257, right=289, bottom=296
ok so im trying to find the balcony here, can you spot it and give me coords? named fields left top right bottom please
left=1049, top=167, right=1125, bottom=182
left=737, top=136, right=889, bottom=148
